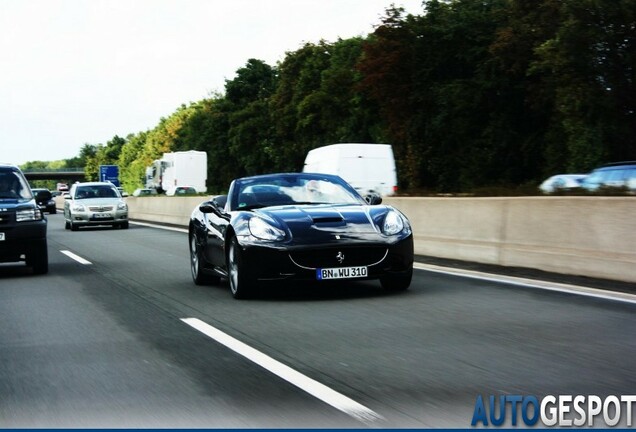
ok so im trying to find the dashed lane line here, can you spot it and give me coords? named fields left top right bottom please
left=60, top=250, right=92, bottom=265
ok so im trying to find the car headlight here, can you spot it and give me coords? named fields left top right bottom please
left=117, top=202, right=127, bottom=211
left=71, top=203, right=86, bottom=212
left=248, top=217, right=285, bottom=241
left=382, top=210, right=404, bottom=235
left=16, top=208, right=43, bottom=222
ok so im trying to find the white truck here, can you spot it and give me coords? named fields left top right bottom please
left=145, top=150, right=207, bottom=194
left=303, top=143, right=398, bottom=196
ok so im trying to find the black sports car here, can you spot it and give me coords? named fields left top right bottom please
left=188, top=173, right=414, bottom=299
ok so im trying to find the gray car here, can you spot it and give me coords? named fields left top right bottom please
left=538, top=174, right=586, bottom=193
left=581, top=161, right=636, bottom=192
left=64, top=182, right=129, bottom=231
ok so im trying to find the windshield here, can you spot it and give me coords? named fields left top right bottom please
left=0, top=169, right=33, bottom=201
left=74, top=184, right=120, bottom=200
left=232, top=174, right=364, bottom=210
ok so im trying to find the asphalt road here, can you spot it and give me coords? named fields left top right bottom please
left=0, top=214, right=634, bottom=428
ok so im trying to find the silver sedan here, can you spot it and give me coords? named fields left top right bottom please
left=64, top=182, right=129, bottom=231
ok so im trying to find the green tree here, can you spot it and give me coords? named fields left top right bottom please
left=358, top=6, right=421, bottom=188
left=117, top=132, right=148, bottom=193
left=489, top=0, right=565, bottom=178
left=531, top=0, right=636, bottom=171
left=23, top=0, right=636, bottom=195
left=270, top=42, right=332, bottom=171
left=225, top=59, right=278, bottom=176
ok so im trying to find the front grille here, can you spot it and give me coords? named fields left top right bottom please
left=88, top=206, right=114, bottom=212
left=290, top=246, right=388, bottom=269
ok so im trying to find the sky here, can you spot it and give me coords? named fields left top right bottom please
left=0, top=0, right=424, bottom=166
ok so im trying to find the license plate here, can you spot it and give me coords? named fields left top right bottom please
left=0, top=232, right=4, bottom=241
left=92, top=213, right=111, bottom=219
left=316, top=266, right=368, bottom=280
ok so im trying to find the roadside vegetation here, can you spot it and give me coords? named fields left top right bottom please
left=23, top=0, right=636, bottom=196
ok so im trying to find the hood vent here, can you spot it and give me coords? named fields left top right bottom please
left=312, top=216, right=344, bottom=224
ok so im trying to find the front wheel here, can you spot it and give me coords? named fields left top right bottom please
left=26, top=240, right=48, bottom=275
left=380, top=268, right=412, bottom=292
left=227, top=236, right=254, bottom=299
left=190, top=233, right=218, bottom=285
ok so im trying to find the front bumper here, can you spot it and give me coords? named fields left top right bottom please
left=0, top=220, right=47, bottom=262
left=69, top=210, right=128, bottom=226
left=237, top=235, right=414, bottom=282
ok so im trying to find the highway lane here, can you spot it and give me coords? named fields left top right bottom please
left=0, top=213, right=635, bottom=427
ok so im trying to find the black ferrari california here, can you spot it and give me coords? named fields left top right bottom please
left=189, top=173, right=414, bottom=299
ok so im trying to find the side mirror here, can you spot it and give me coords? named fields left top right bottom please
left=365, top=193, right=383, bottom=205
left=199, top=203, right=215, bottom=214
left=200, top=195, right=228, bottom=215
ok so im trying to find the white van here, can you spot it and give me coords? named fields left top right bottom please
left=303, top=143, right=398, bottom=196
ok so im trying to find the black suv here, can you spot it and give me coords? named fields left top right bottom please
left=0, top=164, right=48, bottom=274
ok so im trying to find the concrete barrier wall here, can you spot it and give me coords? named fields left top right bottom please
left=125, top=196, right=203, bottom=227
left=59, top=195, right=636, bottom=283
left=386, top=196, right=636, bottom=283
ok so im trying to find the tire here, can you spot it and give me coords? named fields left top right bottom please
left=190, top=233, right=219, bottom=285
left=380, top=268, right=413, bottom=292
left=65, top=220, right=70, bottom=230
left=27, top=240, right=48, bottom=275
left=50, top=208, right=57, bottom=215
left=119, top=221, right=129, bottom=229
left=70, top=221, right=79, bottom=231
left=227, top=236, right=254, bottom=299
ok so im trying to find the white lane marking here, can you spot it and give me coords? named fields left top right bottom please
left=60, top=250, right=93, bottom=265
left=181, top=317, right=384, bottom=424
left=414, top=263, right=636, bottom=305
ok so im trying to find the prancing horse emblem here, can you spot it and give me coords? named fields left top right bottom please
left=336, top=251, right=345, bottom=264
